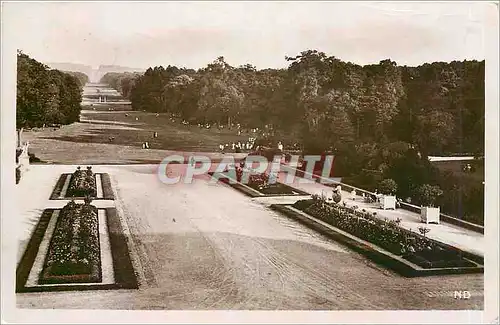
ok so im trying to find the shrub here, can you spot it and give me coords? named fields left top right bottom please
left=332, top=192, right=342, bottom=203
left=378, top=178, right=398, bottom=195
left=418, top=226, right=431, bottom=237
left=248, top=173, right=269, bottom=188
left=293, top=199, right=314, bottom=211
left=16, top=167, right=21, bottom=184
left=28, top=152, right=42, bottom=163
left=67, top=166, right=97, bottom=197
left=16, top=149, right=22, bottom=164
left=417, top=184, right=443, bottom=207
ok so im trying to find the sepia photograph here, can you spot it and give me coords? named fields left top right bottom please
left=1, top=1, right=498, bottom=323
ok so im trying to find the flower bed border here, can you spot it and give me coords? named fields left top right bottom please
left=16, top=208, right=138, bottom=293
left=270, top=204, right=484, bottom=277
left=49, top=173, right=114, bottom=200
left=105, top=207, right=138, bottom=289
left=49, top=174, right=67, bottom=199
left=16, top=209, right=54, bottom=292
left=208, top=171, right=310, bottom=198
left=101, top=173, right=115, bottom=199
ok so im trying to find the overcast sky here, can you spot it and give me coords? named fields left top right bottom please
left=2, top=1, right=490, bottom=70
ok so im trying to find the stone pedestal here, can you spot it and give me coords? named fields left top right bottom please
left=18, top=142, right=30, bottom=174
left=20, top=154, right=30, bottom=173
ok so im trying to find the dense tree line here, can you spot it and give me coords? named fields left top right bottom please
left=100, top=51, right=484, bottom=223
left=63, top=71, right=89, bottom=87
left=101, top=51, right=484, bottom=157
left=17, top=51, right=84, bottom=128
left=100, top=72, right=142, bottom=99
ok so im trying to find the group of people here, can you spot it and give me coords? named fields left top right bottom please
left=218, top=138, right=286, bottom=154
left=219, top=140, right=255, bottom=153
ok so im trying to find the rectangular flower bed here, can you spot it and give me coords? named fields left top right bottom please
left=39, top=201, right=102, bottom=284
left=50, top=171, right=113, bottom=200
left=273, top=197, right=483, bottom=276
left=67, top=166, right=97, bottom=198
left=208, top=171, right=309, bottom=197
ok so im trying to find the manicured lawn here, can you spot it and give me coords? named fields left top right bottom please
left=49, top=106, right=262, bottom=152
left=22, top=104, right=261, bottom=163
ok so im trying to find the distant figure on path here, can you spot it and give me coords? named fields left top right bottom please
left=156, top=113, right=159, bottom=117
left=232, top=143, right=236, bottom=150
left=278, top=141, right=283, bottom=151
left=153, top=132, right=158, bottom=138
left=136, top=117, right=139, bottom=121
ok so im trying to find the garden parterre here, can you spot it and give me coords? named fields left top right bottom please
left=293, top=195, right=478, bottom=269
